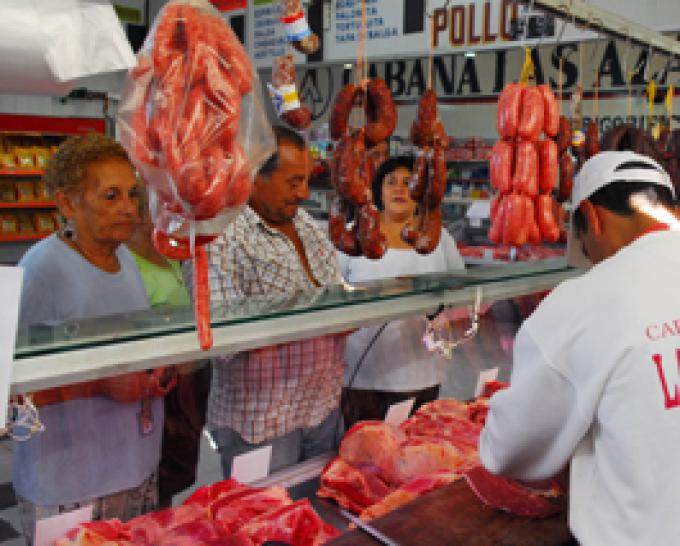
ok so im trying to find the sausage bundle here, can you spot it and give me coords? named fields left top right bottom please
left=328, top=79, right=397, bottom=259
left=490, top=83, right=562, bottom=246
left=118, top=1, right=275, bottom=349
left=400, top=89, right=449, bottom=254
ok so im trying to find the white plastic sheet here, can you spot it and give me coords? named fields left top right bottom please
left=0, top=0, right=135, bottom=95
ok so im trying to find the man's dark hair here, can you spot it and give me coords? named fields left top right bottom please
left=573, top=179, right=674, bottom=234
left=372, top=155, right=415, bottom=211
left=258, top=125, right=307, bottom=178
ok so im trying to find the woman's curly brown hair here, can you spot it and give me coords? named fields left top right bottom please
left=44, top=133, right=132, bottom=198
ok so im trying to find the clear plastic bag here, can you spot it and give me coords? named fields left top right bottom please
left=117, top=0, right=275, bottom=241
left=116, top=0, right=275, bottom=350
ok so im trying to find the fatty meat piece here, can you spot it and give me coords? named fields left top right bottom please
left=318, top=457, right=394, bottom=513
left=339, top=421, right=406, bottom=484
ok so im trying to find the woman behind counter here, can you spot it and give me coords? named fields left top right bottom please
left=127, top=192, right=210, bottom=509
left=16, top=134, right=170, bottom=543
left=339, top=156, right=465, bottom=428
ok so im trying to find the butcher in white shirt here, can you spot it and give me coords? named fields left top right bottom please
left=479, top=151, right=680, bottom=545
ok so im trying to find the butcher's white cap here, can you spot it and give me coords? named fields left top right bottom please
left=567, top=151, right=675, bottom=268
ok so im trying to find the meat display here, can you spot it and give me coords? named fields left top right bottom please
left=57, top=479, right=339, bottom=546
left=400, top=88, right=449, bottom=254
left=117, top=0, right=273, bottom=350
left=319, top=386, right=563, bottom=522
left=489, top=83, right=566, bottom=244
left=328, top=79, right=397, bottom=259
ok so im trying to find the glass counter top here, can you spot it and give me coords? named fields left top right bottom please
left=15, top=258, right=573, bottom=360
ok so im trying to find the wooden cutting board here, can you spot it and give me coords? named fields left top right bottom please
left=326, top=479, right=575, bottom=546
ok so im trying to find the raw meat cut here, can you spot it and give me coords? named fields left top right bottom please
left=239, top=499, right=340, bottom=546
left=339, top=421, right=405, bottom=484
left=359, top=472, right=460, bottom=522
left=211, top=487, right=292, bottom=534
left=464, top=466, right=560, bottom=518
left=318, top=457, right=393, bottom=513
left=396, top=440, right=463, bottom=482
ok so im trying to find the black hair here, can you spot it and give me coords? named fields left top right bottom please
left=573, top=179, right=674, bottom=234
left=372, top=155, right=415, bottom=211
left=258, top=125, right=307, bottom=178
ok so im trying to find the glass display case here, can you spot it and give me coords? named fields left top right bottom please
left=6, top=259, right=581, bottom=545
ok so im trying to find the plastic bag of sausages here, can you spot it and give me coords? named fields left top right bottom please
left=116, top=0, right=275, bottom=242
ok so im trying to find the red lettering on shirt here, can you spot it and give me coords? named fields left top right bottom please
left=652, top=351, right=680, bottom=409
left=647, top=325, right=661, bottom=341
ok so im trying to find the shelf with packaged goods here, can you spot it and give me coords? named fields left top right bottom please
left=0, top=201, right=56, bottom=209
left=0, top=232, right=53, bottom=243
left=0, top=169, right=45, bottom=177
left=12, top=259, right=581, bottom=394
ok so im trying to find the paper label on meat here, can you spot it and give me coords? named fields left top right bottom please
left=35, top=505, right=93, bottom=546
left=231, top=445, right=272, bottom=484
left=474, top=368, right=499, bottom=398
left=267, top=83, right=301, bottom=115
left=384, top=398, right=416, bottom=427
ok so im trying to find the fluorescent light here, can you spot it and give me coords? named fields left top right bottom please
left=344, top=63, right=353, bottom=69
left=464, top=51, right=476, bottom=58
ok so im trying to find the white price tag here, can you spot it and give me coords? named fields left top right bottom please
left=35, top=505, right=93, bottom=546
left=466, top=200, right=491, bottom=221
left=231, top=445, right=272, bottom=484
left=474, top=367, right=499, bottom=398
left=1, top=267, right=22, bottom=428
left=384, top=398, right=415, bottom=426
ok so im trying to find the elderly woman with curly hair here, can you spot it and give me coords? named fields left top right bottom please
left=16, top=134, right=173, bottom=544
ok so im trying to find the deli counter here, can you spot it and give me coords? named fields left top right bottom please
left=11, top=258, right=580, bottom=545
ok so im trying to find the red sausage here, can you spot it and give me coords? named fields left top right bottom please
left=513, top=141, right=539, bottom=197
left=538, top=139, right=558, bottom=194
left=536, top=194, right=561, bottom=242
left=193, top=245, right=213, bottom=350
left=490, top=140, right=514, bottom=193
left=497, top=83, right=524, bottom=139
left=502, top=193, right=528, bottom=246
left=518, top=86, right=545, bottom=141
left=538, top=85, right=560, bottom=137
left=558, top=153, right=574, bottom=202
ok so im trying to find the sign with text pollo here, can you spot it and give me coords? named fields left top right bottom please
left=325, top=0, right=680, bottom=62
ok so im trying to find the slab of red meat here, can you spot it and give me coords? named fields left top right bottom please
left=414, top=399, right=469, bottom=419
left=318, top=457, right=393, bottom=513
left=338, top=421, right=405, bottom=484
left=127, top=503, right=208, bottom=543
left=184, top=479, right=246, bottom=508
left=239, top=499, right=340, bottom=546
left=400, top=412, right=482, bottom=456
left=211, top=486, right=292, bottom=534
left=396, top=439, right=464, bottom=482
left=56, top=519, right=133, bottom=546
left=464, top=466, right=560, bottom=518
left=359, top=472, right=461, bottom=522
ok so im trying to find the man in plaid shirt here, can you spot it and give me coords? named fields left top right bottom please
left=200, top=126, right=346, bottom=476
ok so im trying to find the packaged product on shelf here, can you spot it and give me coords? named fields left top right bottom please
left=0, top=152, right=17, bottom=169
left=33, top=212, right=56, bottom=233
left=35, top=180, right=50, bottom=201
left=0, top=181, right=16, bottom=202
left=14, top=147, right=35, bottom=169
left=16, top=213, right=34, bottom=234
left=0, top=214, right=18, bottom=235
left=33, top=147, right=51, bottom=169
left=15, top=181, right=35, bottom=201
